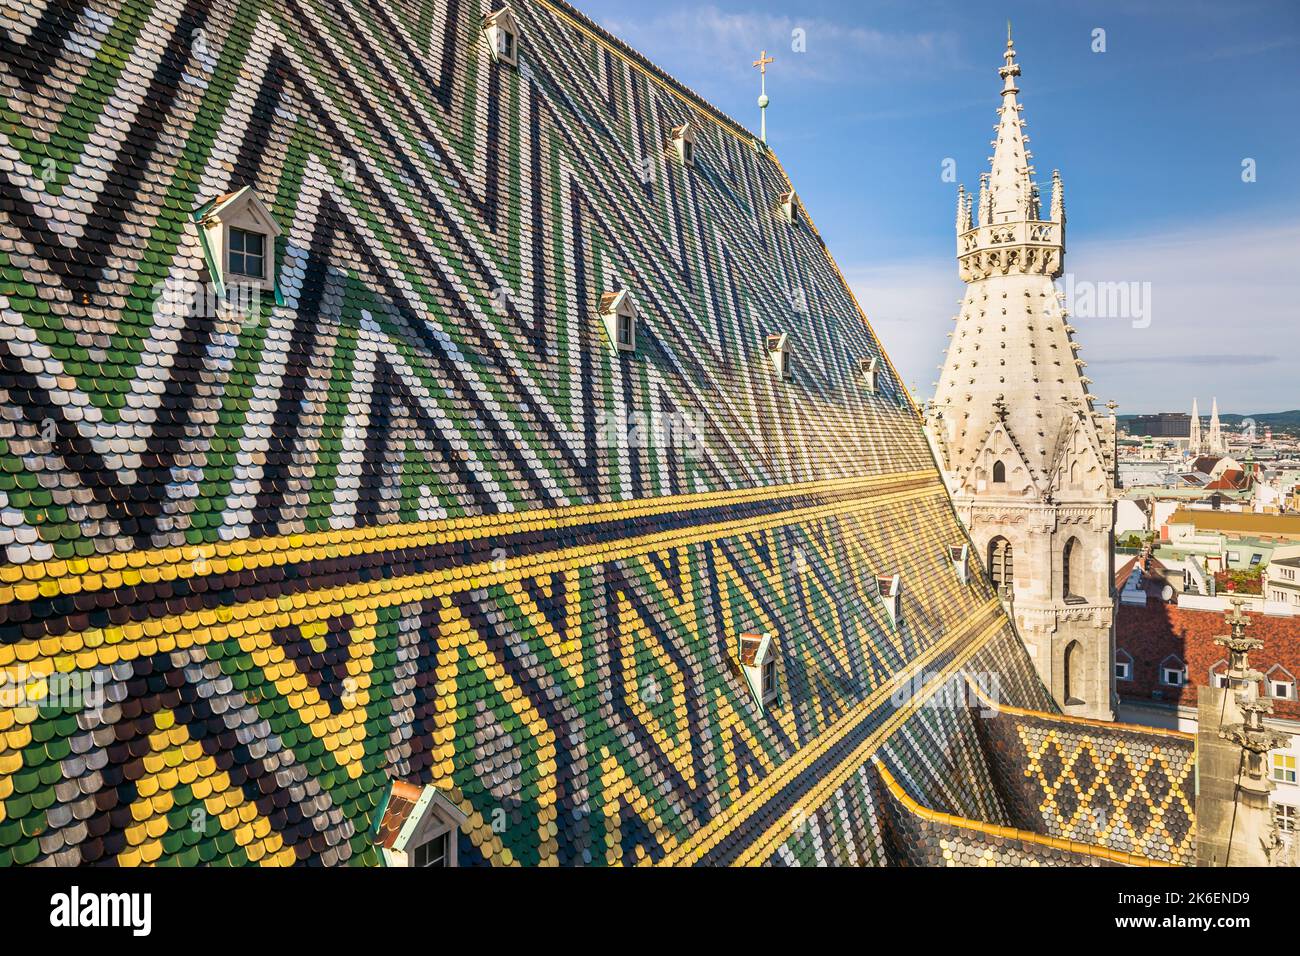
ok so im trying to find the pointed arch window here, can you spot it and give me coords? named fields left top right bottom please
left=1063, top=536, right=1086, bottom=604
left=1064, top=640, right=1085, bottom=705
left=988, top=536, right=1013, bottom=600
left=992, top=460, right=1007, bottom=484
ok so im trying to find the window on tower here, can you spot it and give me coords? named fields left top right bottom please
left=992, top=460, right=1007, bottom=483
left=1063, top=537, right=1086, bottom=604
left=988, top=536, right=1013, bottom=601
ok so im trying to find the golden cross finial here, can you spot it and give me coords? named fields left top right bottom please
left=753, top=50, right=774, bottom=74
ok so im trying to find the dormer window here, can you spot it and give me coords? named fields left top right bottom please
left=1159, top=655, right=1186, bottom=687
left=1267, top=665, right=1296, bottom=701
left=1210, top=660, right=1229, bottom=689
left=597, top=289, right=638, bottom=352
left=1115, top=648, right=1133, bottom=682
left=766, top=333, right=791, bottom=380
left=670, top=122, right=697, bottom=167
left=948, top=544, right=970, bottom=584
left=875, top=573, right=902, bottom=629
left=859, top=356, right=879, bottom=394
left=193, top=186, right=281, bottom=295
left=778, top=190, right=799, bottom=225
left=370, top=778, right=468, bottom=868
left=738, top=632, right=779, bottom=709
left=484, top=7, right=519, bottom=66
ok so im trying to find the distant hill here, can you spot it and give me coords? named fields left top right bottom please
left=1120, top=410, right=1300, bottom=430
left=1217, top=411, right=1300, bottom=429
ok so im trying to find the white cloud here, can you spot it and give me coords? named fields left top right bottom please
left=845, top=218, right=1300, bottom=414
left=598, top=6, right=960, bottom=84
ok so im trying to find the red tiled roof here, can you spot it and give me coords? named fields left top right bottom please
left=1205, top=469, right=1250, bottom=491
left=1116, top=603, right=1300, bottom=720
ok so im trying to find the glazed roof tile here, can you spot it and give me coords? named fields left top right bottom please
left=0, top=0, right=1103, bottom=867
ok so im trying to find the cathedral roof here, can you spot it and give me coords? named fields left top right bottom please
left=0, top=0, right=1104, bottom=868
left=0, top=0, right=1206, bottom=868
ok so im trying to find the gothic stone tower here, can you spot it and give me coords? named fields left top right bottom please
left=927, top=31, right=1117, bottom=719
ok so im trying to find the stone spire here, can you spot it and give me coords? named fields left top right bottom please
left=1189, top=397, right=1202, bottom=453
left=928, top=30, right=1115, bottom=721
left=938, top=29, right=1084, bottom=491
left=985, top=25, right=1037, bottom=225
left=1208, top=396, right=1224, bottom=454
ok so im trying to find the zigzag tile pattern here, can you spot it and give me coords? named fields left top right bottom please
left=0, top=0, right=1062, bottom=866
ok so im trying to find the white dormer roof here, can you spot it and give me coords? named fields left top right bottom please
left=738, top=632, right=778, bottom=708
left=195, top=185, right=282, bottom=237
left=670, top=121, right=697, bottom=165
left=483, top=5, right=520, bottom=66
left=778, top=189, right=799, bottom=224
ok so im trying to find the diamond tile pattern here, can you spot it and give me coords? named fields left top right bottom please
left=0, top=0, right=1170, bottom=867
left=976, top=706, right=1196, bottom=865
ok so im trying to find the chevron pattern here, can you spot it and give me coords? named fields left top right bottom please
left=0, top=0, right=1068, bottom=866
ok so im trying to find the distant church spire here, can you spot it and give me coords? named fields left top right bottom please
left=1208, top=397, right=1224, bottom=454
left=1189, top=397, right=1202, bottom=453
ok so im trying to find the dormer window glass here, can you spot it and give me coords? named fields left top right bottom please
left=228, top=227, right=265, bottom=278
left=413, top=832, right=449, bottom=868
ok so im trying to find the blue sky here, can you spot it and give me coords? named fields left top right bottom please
left=580, top=0, right=1300, bottom=414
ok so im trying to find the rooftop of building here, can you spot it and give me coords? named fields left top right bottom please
left=1166, top=510, right=1300, bottom=538
left=1117, top=602, right=1300, bottom=721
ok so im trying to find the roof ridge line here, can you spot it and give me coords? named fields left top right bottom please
left=534, top=0, right=759, bottom=145
left=872, top=758, right=1175, bottom=867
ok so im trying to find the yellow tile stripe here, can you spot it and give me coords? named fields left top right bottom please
left=872, top=759, right=1174, bottom=868
left=658, top=598, right=1004, bottom=866
left=0, top=471, right=936, bottom=603
left=729, top=605, right=1010, bottom=866
left=0, top=476, right=945, bottom=679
